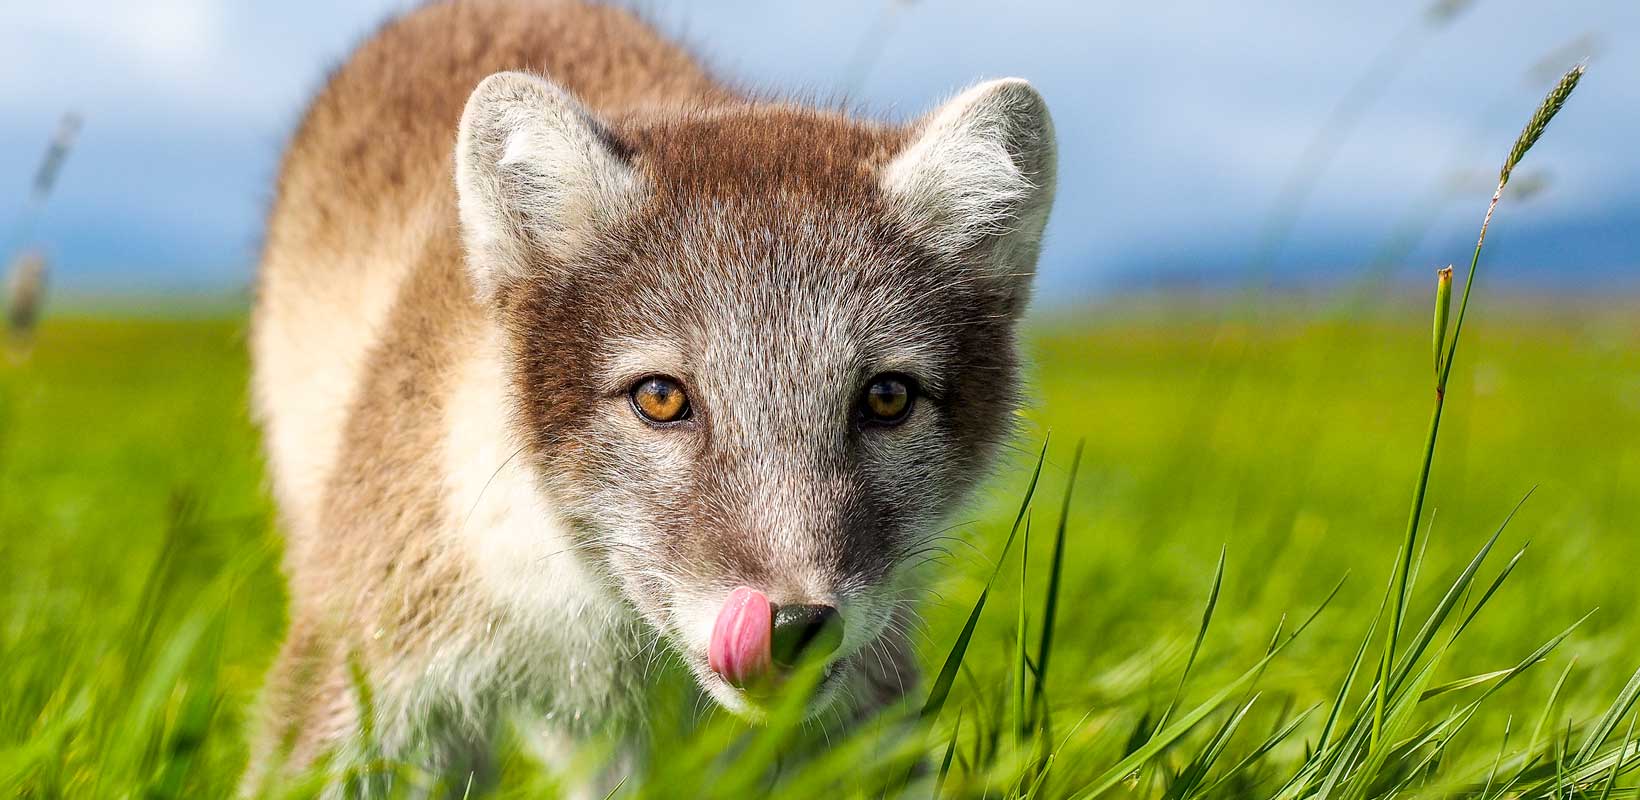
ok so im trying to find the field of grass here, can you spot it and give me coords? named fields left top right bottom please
left=2, top=295, right=1639, bottom=796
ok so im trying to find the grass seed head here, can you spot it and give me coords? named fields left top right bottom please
left=1500, top=64, right=1585, bottom=188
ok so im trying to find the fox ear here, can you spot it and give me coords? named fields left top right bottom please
left=455, top=71, right=641, bottom=301
left=882, top=79, right=1056, bottom=313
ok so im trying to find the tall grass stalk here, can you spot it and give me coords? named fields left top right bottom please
left=1372, top=63, right=1586, bottom=753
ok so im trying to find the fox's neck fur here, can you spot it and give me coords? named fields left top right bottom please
left=249, top=0, right=1055, bottom=793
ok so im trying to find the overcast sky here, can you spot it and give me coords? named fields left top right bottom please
left=1, top=0, right=1635, bottom=298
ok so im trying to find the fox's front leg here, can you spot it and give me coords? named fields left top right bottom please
left=243, top=617, right=361, bottom=795
left=246, top=616, right=494, bottom=798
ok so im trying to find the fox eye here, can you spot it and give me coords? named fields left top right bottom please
left=631, top=376, right=690, bottom=424
left=861, top=374, right=915, bottom=426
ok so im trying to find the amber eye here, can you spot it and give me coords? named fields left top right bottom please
left=631, top=376, right=690, bottom=424
left=861, top=374, right=914, bottom=425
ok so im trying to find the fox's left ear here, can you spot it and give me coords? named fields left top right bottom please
left=882, top=79, right=1056, bottom=314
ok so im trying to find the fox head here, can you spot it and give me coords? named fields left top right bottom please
left=453, top=72, right=1055, bottom=716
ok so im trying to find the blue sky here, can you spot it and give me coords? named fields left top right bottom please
left=1, top=0, right=1635, bottom=298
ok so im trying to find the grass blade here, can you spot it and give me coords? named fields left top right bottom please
left=1032, top=439, right=1084, bottom=728
left=935, top=710, right=962, bottom=797
left=1013, top=516, right=1031, bottom=745
left=1197, top=704, right=1317, bottom=798
left=1576, top=665, right=1640, bottom=766
left=1531, top=658, right=1579, bottom=756
left=1162, top=692, right=1260, bottom=800
left=1071, top=579, right=1342, bottom=799
left=1154, top=546, right=1227, bottom=738
left=920, top=439, right=1047, bottom=723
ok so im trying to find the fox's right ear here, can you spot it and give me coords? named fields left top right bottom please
left=455, top=71, right=641, bottom=301
left=882, top=79, right=1056, bottom=316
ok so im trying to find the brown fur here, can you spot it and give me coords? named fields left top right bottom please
left=251, top=0, right=736, bottom=784
left=251, top=0, right=1052, bottom=791
left=252, top=0, right=731, bottom=551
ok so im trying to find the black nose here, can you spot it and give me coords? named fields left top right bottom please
left=770, top=604, right=843, bottom=669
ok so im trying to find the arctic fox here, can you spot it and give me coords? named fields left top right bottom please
left=248, top=0, right=1055, bottom=790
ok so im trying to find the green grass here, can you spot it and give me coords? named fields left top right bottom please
left=2, top=295, right=1639, bottom=796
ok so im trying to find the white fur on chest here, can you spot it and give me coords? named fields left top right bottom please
left=436, top=326, right=645, bottom=727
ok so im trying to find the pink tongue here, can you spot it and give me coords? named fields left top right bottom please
left=708, top=586, right=772, bottom=688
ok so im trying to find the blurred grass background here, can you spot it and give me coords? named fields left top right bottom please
left=2, top=296, right=1636, bottom=795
